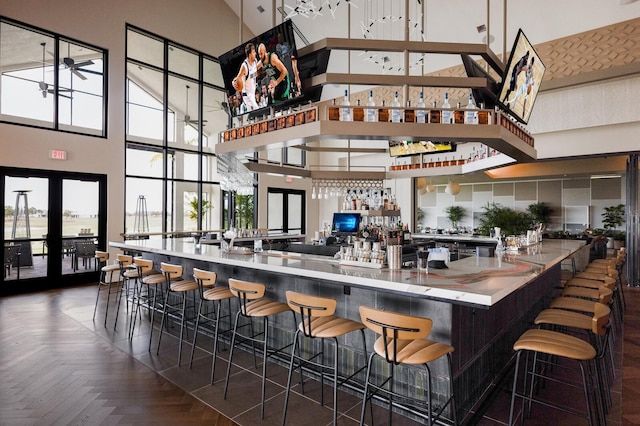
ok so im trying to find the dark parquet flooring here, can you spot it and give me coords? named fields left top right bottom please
left=0, top=276, right=638, bottom=425
left=0, top=288, right=236, bottom=426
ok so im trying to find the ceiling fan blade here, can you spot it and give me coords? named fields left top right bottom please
left=75, top=68, right=102, bottom=76
left=73, top=59, right=94, bottom=68
left=71, top=68, right=87, bottom=80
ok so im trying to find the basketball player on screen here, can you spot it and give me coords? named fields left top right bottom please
left=501, top=50, right=530, bottom=104
left=257, top=43, right=289, bottom=103
left=232, top=43, right=260, bottom=111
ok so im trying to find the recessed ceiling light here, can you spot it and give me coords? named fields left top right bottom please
left=257, top=5, right=265, bottom=13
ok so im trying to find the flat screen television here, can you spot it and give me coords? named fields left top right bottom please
left=389, top=140, right=456, bottom=157
left=461, top=54, right=499, bottom=110
left=331, top=213, right=361, bottom=235
left=219, top=20, right=307, bottom=119
left=496, top=29, right=546, bottom=124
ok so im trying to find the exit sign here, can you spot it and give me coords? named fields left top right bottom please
left=49, top=149, right=67, bottom=160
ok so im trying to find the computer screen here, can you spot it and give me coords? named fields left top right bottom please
left=331, top=213, right=361, bottom=235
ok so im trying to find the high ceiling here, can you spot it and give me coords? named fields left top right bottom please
left=224, top=0, right=640, bottom=62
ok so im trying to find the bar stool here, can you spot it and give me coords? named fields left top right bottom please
left=156, top=262, right=198, bottom=366
left=223, top=278, right=294, bottom=419
left=508, top=329, right=600, bottom=425
left=282, top=291, right=367, bottom=426
left=128, top=258, right=164, bottom=345
left=188, top=268, right=234, bottom=383
left=358, top=306, right=457, bottom=426
left=534, top=302, right=613, bottom=416
left=92, top=250, right=121, bottom=327
left=115, top=254, right=136, bottom=327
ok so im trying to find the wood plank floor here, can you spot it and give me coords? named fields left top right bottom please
left=0, top=278, right=636, bottom=425
left=0, top=287, right=237, bottom=425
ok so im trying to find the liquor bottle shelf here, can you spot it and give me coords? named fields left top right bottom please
left=216, top=118, right=537, bottom=163
left=386, top=153, right=516, bottom=178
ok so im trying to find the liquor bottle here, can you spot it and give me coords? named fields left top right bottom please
left=441, top=92, right=452, bottom=124
left=365, top=90, right=377, bottom=122
left=465, top=93, right=478, bottom=125
left=429, top=100, right=441, bottom=124
left=328, top=98, right=340, bottom=121
left=415, top=91, right=426, bottom=123
left=457, top=155, right=466, bottom=166
left=391, top=91, right=402, bottom=123
left=404, top=101, right=415, bottom=123
left=453, top=102, right=465, bottom=124
left=435, top=157, right=442, bottom=167
left=480, top=144, right=487, bottom=159
left=443, top=156, right=450, bottom=167
left=340, top=90, right=351, bottom=122
left=378, top=100, right=389, bottom=122
left=353, top=99, right=364, bottom=122
left=478, top=102, right=491, bottom=125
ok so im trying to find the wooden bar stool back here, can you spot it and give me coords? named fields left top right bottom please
left=282, top=291, right=367, bottom=426
left=188, top=268, right=234, bottom=384
left=358, top=306, right=457, bottom=426
left=223, top=278, right=294, bottom=419
left=156, top=262, right=198, bottom=366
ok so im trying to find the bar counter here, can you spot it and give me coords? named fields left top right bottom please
left=110, top=238, right=584, bottom=308
left=109, top=238, right=584, bottom=424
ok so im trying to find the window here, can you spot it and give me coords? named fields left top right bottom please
left=125, top=26, right=229, bottom=235
left=0, top=17, right=107, bottom=136
left=267, top=188, right=305, bottom=234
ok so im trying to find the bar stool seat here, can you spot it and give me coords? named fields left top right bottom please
left=189, top=268, right=234, bottom=384
left=128, top=258, right=163, bottom=343
left=92, top=251, right=122, bottom=327
left=156, top=262, right=198, bottom=366
left=508, top=328, right=600, bottom=426
left=282, top=291, right=367, bottom=426
left=562, top=285, right=613, bottom=303
left=549, top=290, right=613, bottom=315
left=567, top=275, right=615, bottom=289
left=223, top=278, right=294, bottom=420
left=358, top=306, right=457, bottom=426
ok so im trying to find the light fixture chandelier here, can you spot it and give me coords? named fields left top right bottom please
left=445, top=181, right=461, bottom=195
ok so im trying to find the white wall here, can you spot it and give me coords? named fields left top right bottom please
left=0, top=0, right=244, bottom=248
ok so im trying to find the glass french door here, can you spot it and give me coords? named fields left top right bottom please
left=1, top=167, right=107, bottom=294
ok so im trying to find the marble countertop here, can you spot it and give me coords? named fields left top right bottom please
left=412, top=233, right=499, bottom=243
left=109, top=239, right=584, bottom=308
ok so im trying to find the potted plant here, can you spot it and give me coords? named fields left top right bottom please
left=613, top=231, right=626, bottom=249
left=444, top=205, right=465, bottom=232
left=602, top=204, right=625, bottom=248
left=527, top=202, right=552, bottom=230
left=478, top=202, right=532, bottom=237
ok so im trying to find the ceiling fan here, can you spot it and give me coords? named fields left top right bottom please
left=181, top=85, right=207, bottom=128
left=61, top=43, right=100, bottom=81
left=38, top=42, right=72, bottom=99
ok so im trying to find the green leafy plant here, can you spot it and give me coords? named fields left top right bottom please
left=527, top=202, right=552, bottom=227
left=444, top=205, right=465, bottom=229
left=478, top=202, right=532, bottom=236
left=613, top=230, right=626, bottom=241
left=602, top=204, right=625, bottom=234
left=187, top=196, right=212, bottom=221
